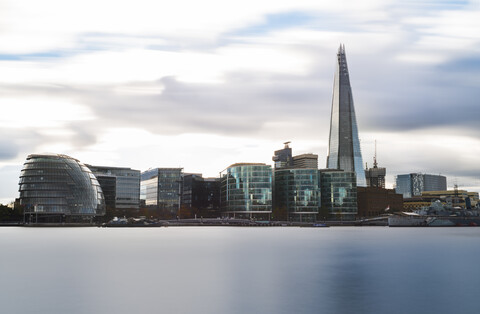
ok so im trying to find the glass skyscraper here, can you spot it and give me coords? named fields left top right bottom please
left=326, top=44, right=366, bottom=187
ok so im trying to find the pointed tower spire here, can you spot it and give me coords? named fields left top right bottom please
left=326, top=45, right=366, bottom=186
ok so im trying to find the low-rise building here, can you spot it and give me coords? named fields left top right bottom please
left=357, top=187, right=403, bottom=217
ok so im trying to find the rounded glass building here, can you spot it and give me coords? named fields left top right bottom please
left=19, top=154, right=105, bottom=223
left=220, top=163, right=272, bottom=219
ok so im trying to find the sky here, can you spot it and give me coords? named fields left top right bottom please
left=1, top=0, right=480, bottom=203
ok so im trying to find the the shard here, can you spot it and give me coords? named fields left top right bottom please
left=326, top=44, right=366, bottom=187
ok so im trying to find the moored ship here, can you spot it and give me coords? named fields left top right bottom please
left=388, top=213, right=480, bottom=227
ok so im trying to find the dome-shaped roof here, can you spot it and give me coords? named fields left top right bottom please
left=19, top=154, right=105, bottom=219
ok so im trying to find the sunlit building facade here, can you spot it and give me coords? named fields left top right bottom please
left=326, top=44, right=366, bottom=186
left=220, top=163, right=272, bottom=219
left=18, top=154, right=105, bottom=223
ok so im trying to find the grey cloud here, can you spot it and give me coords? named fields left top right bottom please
left=0, top=140, right=19, bottom=160
left=0, top=165, right=23, bottom=201
left=348, top=53, right=480, bottom=134
left=69, top=72, right=328, bottom=138
left=0, top=128, right=46, bottom=160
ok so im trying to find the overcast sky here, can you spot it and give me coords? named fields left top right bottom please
left=1, top=0, right=480, bottom=203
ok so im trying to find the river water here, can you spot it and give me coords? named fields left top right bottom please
left=1, top=227, right=479, bottom=314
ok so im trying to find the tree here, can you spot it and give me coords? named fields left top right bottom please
left=0, top=203, right=22, bottom=222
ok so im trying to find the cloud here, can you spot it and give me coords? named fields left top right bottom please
left=0, top=140, right=19, bottom=160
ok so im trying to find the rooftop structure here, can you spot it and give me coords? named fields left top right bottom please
left=293, top=154, right=318, bottom=169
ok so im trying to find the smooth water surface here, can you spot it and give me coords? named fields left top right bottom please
left=1, top=227, right=479, bottom=314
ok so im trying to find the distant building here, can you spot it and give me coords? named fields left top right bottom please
left=357, top=187, right=403, bottom=217
left=364, top=144, right=386, bottom=188
left=293, top=154, right=318, bottom=169
left=141, top=168, right=183, bottom=215
left=272, top=142, right=293, bottom=169
left=19, top=154, right=105, bottom=223
left=395, top=173, right=447, bottom=198
left=409, top=189, right=479, bottom=210
left=319, top=169, right=357, bottom=220
left=326, top=44, right=366, bottom=186
left=88, top=165, right=141, bottom=210
left=220, top=163, right=272, bottom=219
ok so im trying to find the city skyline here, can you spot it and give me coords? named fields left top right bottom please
left=1, top=0, right=480, bottom=203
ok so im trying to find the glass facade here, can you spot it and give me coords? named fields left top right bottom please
left=272, top=142, right=293, bottom=169
left=88, top=165, right=141, bottom=209
left=181, top=174, right=220, bottom=217
left=18, top=154, right=105, bottom=223
left=274, top=168, right=320, bottom=222
left=395, top=173, right=447, bottom=198
left=326, top=44, right=366, bottom=187
left=220, top=163, right=272, bottom=219
left=141, top=168, right=183, bottom=214
left=320, top=170, right=357, bottom=220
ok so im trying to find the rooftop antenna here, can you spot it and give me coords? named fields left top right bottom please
left=373, top=140, right=378, bottom=168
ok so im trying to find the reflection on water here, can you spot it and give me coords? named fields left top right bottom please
left=1, top=227, right=479, bottom=314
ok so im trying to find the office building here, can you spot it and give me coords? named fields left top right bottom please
left=272, top=142, right=293, bottom=169
left=19, top=154, right=105, bottom=223
left=293, top=154, right=318, bottom=169
left=182, top=173, right=220, bottom=217
left=141, top=168, right=183, bottom=216
left=274, top=168, right=320, bottom=222
left=220, top=163, right=272, bottom=219
left=326, top=44, right=366, bottom=186
left=319, top=169, right=357, bottom=220
left=88, top=165, right=141, bottom=210
left=395, top=173, right=447, bottom=198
